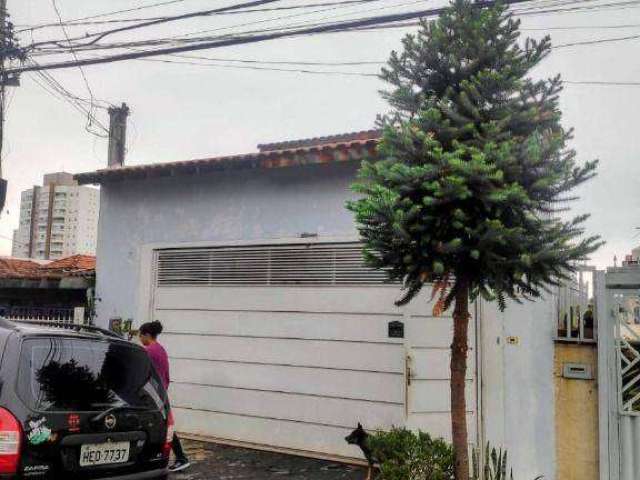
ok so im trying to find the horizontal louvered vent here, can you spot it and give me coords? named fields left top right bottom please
left=156, top=243, right=389, bottom=287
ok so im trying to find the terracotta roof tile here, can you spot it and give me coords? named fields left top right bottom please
left=42, top=254, right=96, bottom=273
left=75, top=131, right=382, bottom=185
left=257, top=129, right=382, bottom=152
left=0, top=258, right=42, bottom=278
left=0, top=255, right=95, bottom=280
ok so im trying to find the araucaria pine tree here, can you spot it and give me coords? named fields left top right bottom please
left=347, top=1, right=602, bottom=478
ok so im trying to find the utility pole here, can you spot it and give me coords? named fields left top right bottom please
left=0, top=0, right=9, bottom=214
left=107, top=103, right=130, bottom=168
left=0, top=0, right=23, bottom=216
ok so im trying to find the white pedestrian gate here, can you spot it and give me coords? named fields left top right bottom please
left=598, top=268, right=640, bottom=480
left=148, top=240, right=478, bottom=460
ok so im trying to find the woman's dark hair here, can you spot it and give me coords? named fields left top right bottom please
left=139, top=320, right=163, bottom=339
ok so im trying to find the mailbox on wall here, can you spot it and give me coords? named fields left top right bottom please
left=562, top=363, right=593, bottom=380
left=388, top=320, right=405, bottom=339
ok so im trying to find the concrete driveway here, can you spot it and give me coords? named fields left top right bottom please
left=172, top=440, right=366, bottom=480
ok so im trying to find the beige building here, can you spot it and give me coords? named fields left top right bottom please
left=12, top=172, right=99, bottom=260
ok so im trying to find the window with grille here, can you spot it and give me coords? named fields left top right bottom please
left=155, top=242, right=390, bottom=287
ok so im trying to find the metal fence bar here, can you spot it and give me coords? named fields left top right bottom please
left=3, top=306, right=79, bottom=325
left=555, top=270, right=595, bottom=343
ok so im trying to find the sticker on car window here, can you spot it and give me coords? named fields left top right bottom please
left=26, top=417, right=52, bottom=445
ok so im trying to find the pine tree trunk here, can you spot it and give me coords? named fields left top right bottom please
left=451, top=282, right=470, bottom=480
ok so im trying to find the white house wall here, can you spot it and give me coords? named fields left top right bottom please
left=94, top=161, right=556, bottom=473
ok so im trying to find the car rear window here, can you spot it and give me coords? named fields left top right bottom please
left=18, top=337, right=166, bottom=412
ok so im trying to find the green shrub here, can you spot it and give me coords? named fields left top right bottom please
left=366, top=432, right=541, bottom=480
left=368, top=428, right=454, bottom=480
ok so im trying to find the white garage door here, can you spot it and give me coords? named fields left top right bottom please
left=150, top=241, right=477, bottom=459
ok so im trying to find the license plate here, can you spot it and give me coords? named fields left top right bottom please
left=79, top=441, right=130, bottom=467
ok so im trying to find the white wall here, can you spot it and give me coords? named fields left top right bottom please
left=94, top=163, right=361, bottom=325
left=480, top=297, right=557, bottom=480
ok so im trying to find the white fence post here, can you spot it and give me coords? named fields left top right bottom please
left=73, top=307, right=85, bottom=325
left=596, top=270, right=616, bottom=480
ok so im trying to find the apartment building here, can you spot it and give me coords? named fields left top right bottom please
left=12, top=172, right=99, bottom=260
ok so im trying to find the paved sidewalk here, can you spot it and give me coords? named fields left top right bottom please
left=172, top=440, right=366, bottom=480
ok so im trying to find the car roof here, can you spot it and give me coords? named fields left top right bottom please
left=0, top=317, right=130, bottom=344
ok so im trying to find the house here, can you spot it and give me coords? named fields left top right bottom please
left=0, top=254, right=95, bottom=320
left=76, top=130, right=557, bottom=479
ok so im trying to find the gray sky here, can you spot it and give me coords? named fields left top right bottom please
left=1, top=0, right=639, bottom=268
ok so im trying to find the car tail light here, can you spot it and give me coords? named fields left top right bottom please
left=162, top=410, right=174, bottom=458
left=0, top=408, right=21, bottom=474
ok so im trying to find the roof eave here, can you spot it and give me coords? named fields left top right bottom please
left=75, top=139, right=379, bottom=186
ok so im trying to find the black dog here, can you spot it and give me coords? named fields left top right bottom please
left=345, top=423, right=376, bottom=480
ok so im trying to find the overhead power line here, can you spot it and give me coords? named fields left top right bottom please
left=28, top=0, right=389, bottom=52
left=31, top=0, right=284, bottom=48
left=197, top=0, right=640, bottom=33
left=50, top=0, right=104, bottom=137
left=513, top=0, right=640, bottom=14
left=17, top=0, right=560, bottom=57
left=25, top=45, right=640, bottom=87
left=521, top=22, right=640, bottom=29
left=9, top=0, right=538, bottom=75
left=14, top=0, right=640, bottom=75
left=29, top=18, right=640, bottom=56
left=14, top=0, right=598, bottom=35
left=136, top=56, right=640, bottom=86
left=276, top=0, right=640, bottom=34
left=17, top=18, right=167, bottom=29
left=166, top=52, right=384, bottom=66
left=55, top=40, right=637, bottom=84
left=349, top=20, right=640, bottom=31
left=136, top=56, right=379, bottom=76
left=16, top=0, right=196, bottom=33
left=554, top=33, right=640, bottom=48
left=24, top=0, right=640, bottom=58
left=29, top=72, right=110, bottom=134
left=564, top=80, right=640, bottom=85
left=155, top=0, right=421, bottom=44
left=509, top=0, right=616, bottom=11
left=26, top=57, right=109, bottom=136
left=17, top=0, right=377, bottom=30
left=114, top=2, right=412, bottom=64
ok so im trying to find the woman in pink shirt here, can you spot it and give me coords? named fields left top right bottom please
left=139, top=321, right=190, bottom=472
